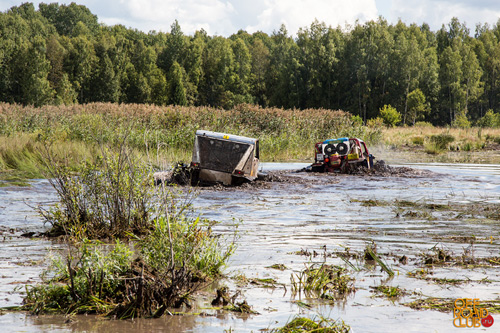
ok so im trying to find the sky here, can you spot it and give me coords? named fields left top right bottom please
left=1, top=0, right=499, bottom=36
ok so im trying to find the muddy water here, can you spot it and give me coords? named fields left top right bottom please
left=1, top=163, right=500, bottom=332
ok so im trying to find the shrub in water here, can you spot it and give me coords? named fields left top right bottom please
left=39, top=141, right=155, bottom=239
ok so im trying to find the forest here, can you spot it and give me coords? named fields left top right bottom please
left=1, top=2, right=500, bottom=126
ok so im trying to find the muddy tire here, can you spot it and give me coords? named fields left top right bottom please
left=310, top=165, right=325, bottom=173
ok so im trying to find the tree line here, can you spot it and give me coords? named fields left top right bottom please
left=1, top=2, right=500, bottom=126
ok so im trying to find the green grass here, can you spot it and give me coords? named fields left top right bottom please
left=371, top=285, right=407, bottom=298
left=291, top=263, right=356, bottom=299
left=271, top=315, right=351, bottom=332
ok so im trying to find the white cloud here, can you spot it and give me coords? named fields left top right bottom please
left=245, top=0, right=379, bottom=35
left=391, top=0, right=500, bottom=32
left=119, top=0, right=237, bottom=35
left=113, top=0, right=379, bottom=36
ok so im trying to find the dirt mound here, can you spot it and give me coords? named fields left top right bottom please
left=348, top=160, right=435, bottom=178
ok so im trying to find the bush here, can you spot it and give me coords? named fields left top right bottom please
left=24, top=239, right=133, bottom=315
left=351, top=115, right=363, bottom=126
left=476, top=110, right=500, bottom=128
left=39, top=141, right=155, bottom=239
left=367, top=117, right=384, bottom=128
left=379, top=105, right=401, bottom=127
left=425, top=133, right=455, bottom=153
left=430, top=133, right=455, bottom=150
left=452, top=111, right=471, bottom=128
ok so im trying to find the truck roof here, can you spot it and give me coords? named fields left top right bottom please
left=195, top=130, right=258, bottom=146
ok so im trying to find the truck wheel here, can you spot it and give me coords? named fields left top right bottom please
left=337, top=143, right=348, bottom=155
left=324, top=144, right=337, bottom=155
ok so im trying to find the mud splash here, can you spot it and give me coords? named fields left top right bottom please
left=1, top=163, right=500, bottom=332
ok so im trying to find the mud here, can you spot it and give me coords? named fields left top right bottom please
left=1, top=163, right=500, bottom=332
left=195, top=160, right=436, bottom=191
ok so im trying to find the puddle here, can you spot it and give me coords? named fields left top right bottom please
left=1, top=163, right=500, bottom=332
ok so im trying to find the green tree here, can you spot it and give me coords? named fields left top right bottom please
left=266, top=24, right=301, bottom=108
left=475, top=27, right=500, bottom=113
left=379, top=104, right=401, bottom=127
left=230, top=37, right=253, bottom=104
left=183, top=34, right=205, bottom=104
left=460, top=43, right=483, bottom=114
left=168, top=61, right=187, bottom=105
left=39, top=2, right=99, bottom=37
left=15, top=36, right=55, bottom=106
left=439, top=46, right=463, bottom=123
left=158, top=20, right=185, bottom=73
left=407, top=88, right=429, bottom=125
left=89, top=37, right=120, bottom=102
left=296, top=20, right=339, bottom=108
left=249, top=38, right=270, bottom=106
left=199, top=36, right=234, bottom=108
left=392, top=27, right=424, bottom=124
left=61, top=35, right=97, bottom=103
left=476, top=109, right=500, bottom=127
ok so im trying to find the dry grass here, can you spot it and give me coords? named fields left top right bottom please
left=382, top=126, right=500, bottom=148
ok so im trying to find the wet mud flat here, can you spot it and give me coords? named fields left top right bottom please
left=1, top=163, right=500, bottom=332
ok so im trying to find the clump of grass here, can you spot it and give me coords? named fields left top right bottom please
left=249, top=278, right=283, bottom=289
left=371, top=285, right=407, bottom=299
left=423, top=133, right=455, bottom=154
left=271, top=315, right=351, bottom=333
left=430, top=133, right=455, bottom=150
left=24, top=239, right=133, bottom=315
left=406, top=298, right=455, bottom=312
left=407, top=268, right=430, bottom=278
left=411, top=136, right=424, bottom=145
left=351, top=198, right=389, bottom=207
left=291, top=264, right=355, bottom=300
left=24, top=198, right=236, bottom=318
left=364, top=244, right=394, bottom=276
left=224, top=301, right=259, bottom=314
left=414, top=121, right=434, bottom=128
left=267, top=263, right=288, bottom=271
left=211, top=287, right=258, bottom=314
left=423, top=143, right=442, bottom=154
left=420, top=244, right=453, bottom=265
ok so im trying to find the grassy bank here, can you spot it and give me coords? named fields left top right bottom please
left=377, top=125, right=500, bottom=164
left=0, top=103, right=379, bottom=180
left=382, top=126, right=500, bottom=150
left=3, top=103, right=500, bottom=183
